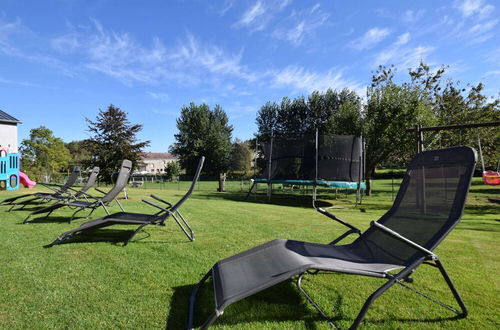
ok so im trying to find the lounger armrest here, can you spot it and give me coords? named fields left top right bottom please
left=94, top=188, right=107, bottom=195
left=150, top=195, right=173, bottom=207
left=371, top=221, right=436, bottom=259
left=142, top=199, right=169, bottom=213
left=317, top=207, right=361, bottom=234
left=40, top=183, right=62, bottom=193
left=78, top=191, right=99, bottom=200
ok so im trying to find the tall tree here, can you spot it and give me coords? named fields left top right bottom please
left=19, top=126, right=71, bottom=182
left=364, top=65, right=436, bottom=194
left=85, top=105, right=150, bottom=183
left=170, top=103, right=233, bottom=191
left=230, top=139, right=253, bottom=177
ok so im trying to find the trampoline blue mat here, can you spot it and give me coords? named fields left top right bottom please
left=254, top=178, right=366, bottom=189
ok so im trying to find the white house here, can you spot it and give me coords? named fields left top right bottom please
left=137, top=152, right=178, bottom=174
left=0, top=109, right=21, bottom=153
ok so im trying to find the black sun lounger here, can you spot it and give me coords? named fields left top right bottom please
left=188, top=147, right=476, bottom=329
left=46, top=156, right=204, bottom=247
left=22, top=167, right=100, bottom=220
left=2, top=167, right=81, bottom=210
left=23, top=160, right=131, bottom=223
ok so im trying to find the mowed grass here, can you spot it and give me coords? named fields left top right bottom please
left=0, top=178, right=498, bottom=329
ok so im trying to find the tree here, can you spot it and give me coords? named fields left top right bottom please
left=364, top=65, right=436, bottom=194
left=85, top=105, right=150, bottom=183
left=230, top=139, right=253, bottom=178
left=170, top=103, right=233, bottom=192
left=65, top=140, right=92, bottom=169
left=165, top=161, right=181, bottom=181
left=19, top=126, right=71, bottom=182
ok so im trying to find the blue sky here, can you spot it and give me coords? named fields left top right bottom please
left=1, top=0, right=499, bottom=152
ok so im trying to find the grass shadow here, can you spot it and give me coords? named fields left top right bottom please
left=191, top=190, right=340, bottom=209
left=45, top=228, right=135, bottom=247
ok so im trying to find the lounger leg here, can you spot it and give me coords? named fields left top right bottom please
left=395, top=259, right=468, bottom=317
left=188, top=270, right=222, bottom=330
left=350, top=260, right=422, bottom=329
left=435, top=259, right=468, bottom=317
left=124, top=223, right=150, bottom=246
left=297, top=272, right=338, bottom=328
left=172, top=210, right=194, bottom=241
left=70, top=208, right=85, bottom=221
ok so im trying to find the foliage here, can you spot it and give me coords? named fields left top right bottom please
left=65, top=140, right=92, bottom=169
left=255, top=88, right=363, bottom=139
left=19, top=126, right=71, bottom=182
left=170, top=103, right=233, bottom=191
left=364, top=65, right=437, bottom=184
left=85, top=105, right=150, bottom=184
left=229, top=139, right=253, bottom=177
left=164, top=161, right=181, bottom=181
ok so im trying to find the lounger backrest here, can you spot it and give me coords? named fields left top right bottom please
left=100, top=160, right=132, bottom=204
left=58, top=167, right=81, bottom=193
left=74, top=167, right=100, bottom=197
left=169, top=156, right=205, bottom=212
left=355, top=146, right=476, bottom=266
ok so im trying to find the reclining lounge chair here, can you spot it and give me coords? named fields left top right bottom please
left=46, top=156, right=204, bottom=247
left=23, top=160, right=131, bottom=223
left=188, top=147, right=476, bottom=329
left=22, top=167, right=100, bottom=221
left=1, top=166, right=81, bottom=210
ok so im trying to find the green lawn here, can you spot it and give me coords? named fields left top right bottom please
left=0, top=179, right=498, bottom=329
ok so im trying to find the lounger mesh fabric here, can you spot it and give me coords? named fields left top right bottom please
left=189, top=146, right=476, bottom=329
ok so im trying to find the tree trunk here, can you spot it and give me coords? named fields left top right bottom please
left=365, top=178, right=372, bottom=196
left=217, top=172, right=226, bottom=192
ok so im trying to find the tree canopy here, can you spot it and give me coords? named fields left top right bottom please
left=19, top=126, right=71, bottom=182
left=85, top=104, right=150, bottom=183
left=254, top=61, right=500, bottom=194
left=170, top=102, right=233, bottom=191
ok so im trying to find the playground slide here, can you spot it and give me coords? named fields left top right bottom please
left=19, top=171, right=37, bottom=188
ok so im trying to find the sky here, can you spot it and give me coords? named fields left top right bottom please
left=0, top=0, right=499, bottom=152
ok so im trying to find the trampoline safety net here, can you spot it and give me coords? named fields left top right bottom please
left=260, top=134, right=364, bottom=182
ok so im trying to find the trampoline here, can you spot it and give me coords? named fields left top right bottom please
left=248, top=130, right=365, bottom=203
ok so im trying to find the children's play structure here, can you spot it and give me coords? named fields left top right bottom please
left=0, top=147, right=36, bottom=190
left=0, top=147, right=20, bottom=191
left=411, top=121, right=500, bottom=186
left=0, top=110, right=36, bottom=190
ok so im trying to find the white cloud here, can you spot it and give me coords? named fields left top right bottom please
left=270, top=65, right=360, bottom=93
left=348, top=27, right=391, bottom=50
left=271, top=3, right=329, bottom=46
left=235, top=1, right=266, bottom=30
left=218, top=0, right=236, bottom=16
left=461, top=19, right=498, bottom=43
left=374, top=45, right=435, bottom=69
left=455, top=0, right=495, bottom=19
left=147, top=91, right=169, bottom=102
left=403, top=9, right=426, bottom=23
left=47, top=22, right=257, bottom=86
left=234, top=0, right=292, bottom=31
left=395, top=32, right=410, bottom=45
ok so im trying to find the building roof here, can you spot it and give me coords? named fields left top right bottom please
left=140, top=152, right=178, bottom=160
left=0, top=109, right=21, bottom=124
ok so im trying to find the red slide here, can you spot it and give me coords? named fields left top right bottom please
left=19, top=171, right=37, bottom=188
